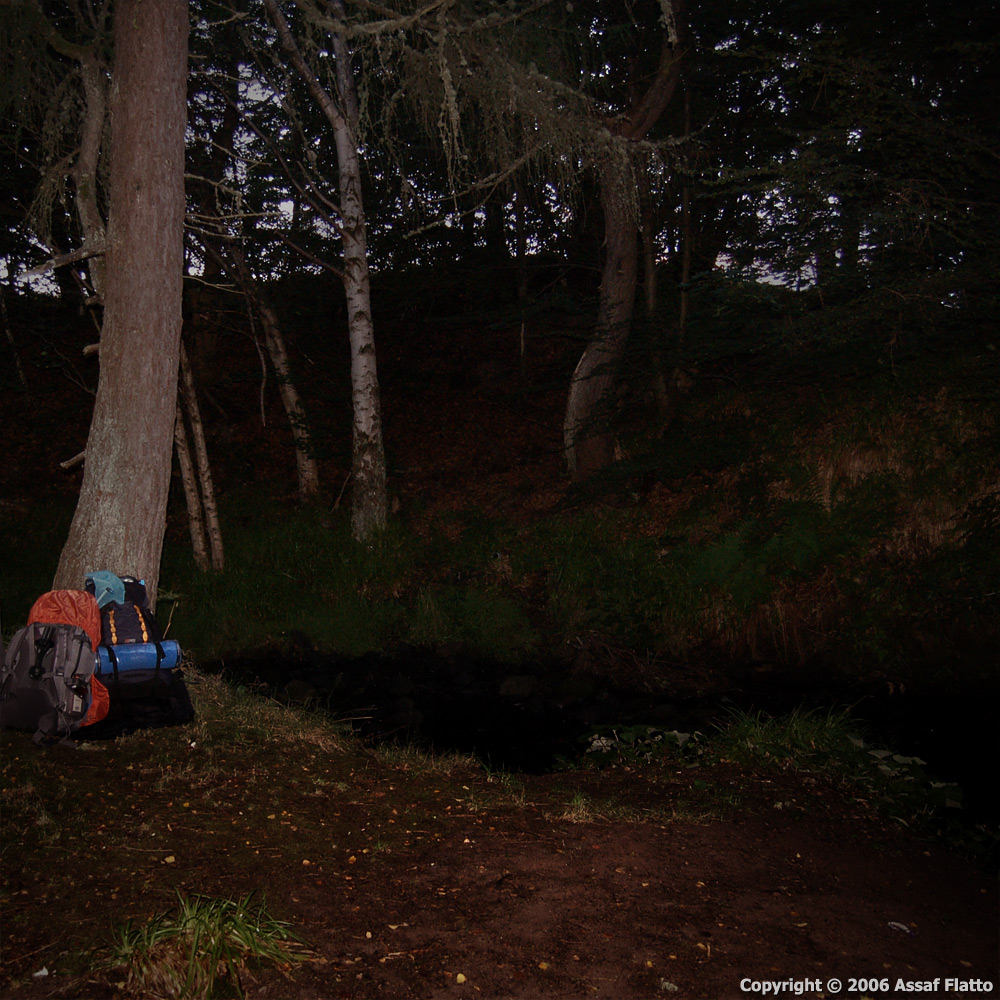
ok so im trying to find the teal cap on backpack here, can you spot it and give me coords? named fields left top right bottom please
left=84, top=571, right=126, bottom=609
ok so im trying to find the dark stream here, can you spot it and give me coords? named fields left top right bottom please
left=202, top=646, right=997, bottom=828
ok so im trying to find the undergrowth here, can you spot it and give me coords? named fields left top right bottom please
left=2, top=334, right=996, bottom=683
left=578, top=707, right=996, bottom=859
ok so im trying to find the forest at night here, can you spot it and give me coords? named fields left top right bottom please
left=2, top=2, right=998, bottom=997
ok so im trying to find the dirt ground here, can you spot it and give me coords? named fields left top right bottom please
left=1, top=698, right=997, bottom=1000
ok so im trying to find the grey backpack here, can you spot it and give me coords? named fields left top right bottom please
left=0, top=622, right=99, bottom=745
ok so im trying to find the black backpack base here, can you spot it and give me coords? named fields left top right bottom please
left=77, top=667, right=195, bottom=741
left=84, top=574, right=195, bottom=741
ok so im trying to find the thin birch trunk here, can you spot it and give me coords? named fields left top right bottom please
left=263, top=0, right=386, bottom=539
left=329, top=4, right=386, bottom=539
left=258, top=300, right=320, bottom=498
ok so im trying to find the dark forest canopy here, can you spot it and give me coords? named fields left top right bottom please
left=2, top=0, right=998, bottom=437
left=3, top=3, right=995, bottom=276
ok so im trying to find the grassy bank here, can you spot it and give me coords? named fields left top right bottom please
left=161, top=339, right=997, bottom=685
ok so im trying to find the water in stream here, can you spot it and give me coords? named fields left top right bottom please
left=201, top=645, right=996, bottom=828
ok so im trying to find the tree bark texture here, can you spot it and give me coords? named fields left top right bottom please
left=54, top=0, right=188, bottom=610
left=563, top=174, right=638, bottom=479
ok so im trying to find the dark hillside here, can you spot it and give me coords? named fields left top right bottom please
left=4, top=282, right=999, bottom=680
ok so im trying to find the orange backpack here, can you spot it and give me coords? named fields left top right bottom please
left=25, top=590, right=109, bottom=730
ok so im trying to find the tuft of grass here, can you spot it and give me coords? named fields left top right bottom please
left=482, top=769, right=527, bottom=808
left=181, top=668, right=348, bottom=757
left=106, top=890, right=313, bottom=1000
left=715, top=705, right=862, bottom=767
left=546, top=786, right=649, bottom=824
left=561, top=789, right=595, bottom=823
left=371, top=740, right=479, bottom=776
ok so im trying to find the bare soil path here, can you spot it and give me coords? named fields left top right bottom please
left=2, top=705, right=996, bottom=1000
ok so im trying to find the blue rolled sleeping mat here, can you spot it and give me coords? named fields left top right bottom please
left=96, top=639, right=181, bottom=676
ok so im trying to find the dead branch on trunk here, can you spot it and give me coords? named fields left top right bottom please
left=21, top=243, right=106, bottom=279
left=258, top=300, right=321, bottom=498
left=177, top=342, right=224, bottom=571
left=174, top=401, right=211, bottom=572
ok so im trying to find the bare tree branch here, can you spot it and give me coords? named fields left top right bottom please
left=262, top=0, right=348, bottom=134
left=280, top=235, right=346, bottom=278
left=21, top=243, right=105, bottom=278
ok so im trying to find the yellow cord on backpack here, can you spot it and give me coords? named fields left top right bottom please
left=107, top=607, right=149, bottom=644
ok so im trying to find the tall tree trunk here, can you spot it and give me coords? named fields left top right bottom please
left=263, top=0, right=386, bottom=539
left=563, top=174, right=638, bottom=479
left=54, top=0, right=188, bottom=610
left=562, top=3, right=686, bottom=479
